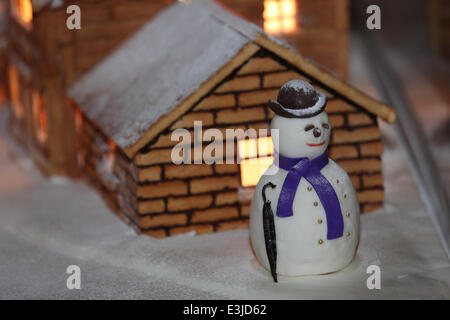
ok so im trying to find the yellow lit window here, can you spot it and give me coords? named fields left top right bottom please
left=7, top=64, right=24, bottom=120
left=10, top=0, right=33, bottom=30
left=263, top=0, right=298, bottom=34
left=238, top=137, right=274, bottom=187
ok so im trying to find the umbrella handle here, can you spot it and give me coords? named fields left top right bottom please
left=262, top=182, right=276, bottom=203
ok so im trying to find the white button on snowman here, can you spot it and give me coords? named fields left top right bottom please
left=249, top=80, right=360, bottom=281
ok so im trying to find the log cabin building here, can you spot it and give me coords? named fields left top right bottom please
left=69, top=0, right=396, bottom=238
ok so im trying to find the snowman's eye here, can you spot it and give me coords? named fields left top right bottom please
left=304, top=124, right=314, bottom=132
left=322, top=123, right=330, bottom=129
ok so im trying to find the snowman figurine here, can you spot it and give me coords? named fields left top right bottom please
left=249, top=80, right=360, bottom=281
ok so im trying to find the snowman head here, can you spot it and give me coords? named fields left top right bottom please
left=271, top=112, right=331, bottom=159
left=268, top=80, right=330, bottom=159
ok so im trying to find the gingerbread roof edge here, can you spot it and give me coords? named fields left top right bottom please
left=253, top=34, right=397, bottom=124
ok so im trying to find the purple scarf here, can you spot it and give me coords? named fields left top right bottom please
left=275, top=149, right=344, bottom=240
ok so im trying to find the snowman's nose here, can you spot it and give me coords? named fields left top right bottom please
left=313, top=128, right=322, bottom=138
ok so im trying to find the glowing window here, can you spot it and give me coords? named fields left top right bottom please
left=10, top=0, right=33, bottom=30
left=105, top=139, right=116, bottom=173
left=238, top=137, right=274, bottom=187
left=7, top=64, right=24, bottom=120
left=31, top=90, right=47, bottom=144
left=263, top=0, right=298, bottom=34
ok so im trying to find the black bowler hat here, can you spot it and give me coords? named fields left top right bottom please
left=268, top=80, right=327, bottom=118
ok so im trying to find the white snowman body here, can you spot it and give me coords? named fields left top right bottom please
left=249, top=111, right=360, bottom=276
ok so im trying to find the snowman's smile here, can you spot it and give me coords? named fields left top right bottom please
left=306, top=140, right=326, bottom=147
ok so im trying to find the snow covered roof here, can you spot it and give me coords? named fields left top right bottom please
left=69, top=0, right=396, bottom=158
left=69, top=0, right=267, bottom=152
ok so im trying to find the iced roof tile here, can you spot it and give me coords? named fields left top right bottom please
left=69, top=0, right=257, bottom=149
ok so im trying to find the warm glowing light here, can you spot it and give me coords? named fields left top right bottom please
left=264, top=20, right=281, bottom=34
left=106, top=139, right=116, bottom=172
left=263, top=1, right=279, bottom=19
left=10, top=0, right=33, bottom=29
left=108, top=139, right=117, bottom=152
left=39, top=107, right=47, bottom=142
left=31, top=90, right=47, bottom=144
left=240, top=157, right=274, bottom=187
left=282, top=18, right=296, bottom=33
left=239, top=137, right=274, bottom=187
left=258, top=137, right=273, bottom=157
left=20, top=0, right=32, bottom=23
left=280, top=0, right=295, bottom=16
left=263, top=0, right=298, bottom=34
left=7, top=65, right=24, bottom=120
left=238, top=139, right=258, bottom=160
left=75, top=108, right=83, bottom=133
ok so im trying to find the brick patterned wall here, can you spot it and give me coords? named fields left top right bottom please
left=105, top=49, right=384, bottom=238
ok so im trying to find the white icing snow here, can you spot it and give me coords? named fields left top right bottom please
left=276, top=80, right=327, bottom=117
left=284, top=79, right=315, bottom=94
left=69, top=0, right=266, bottom=150
left=283, top=92, right=326, bottom=117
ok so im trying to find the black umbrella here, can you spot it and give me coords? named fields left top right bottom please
left=262, top=182, right=277, bottom=283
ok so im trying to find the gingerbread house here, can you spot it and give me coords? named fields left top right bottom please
left=69, top=0, right=396, bottom=238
